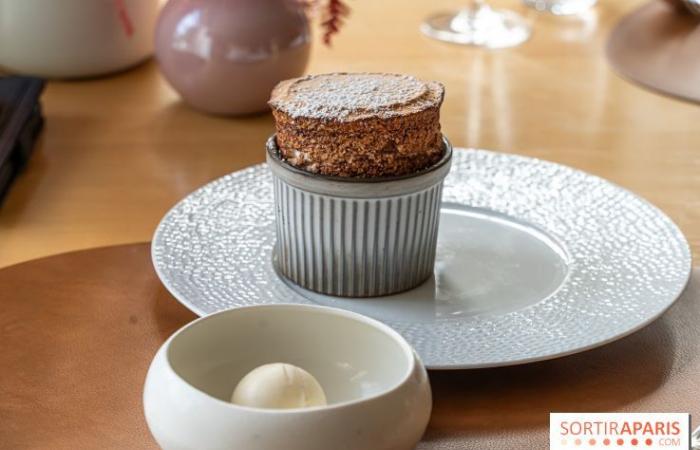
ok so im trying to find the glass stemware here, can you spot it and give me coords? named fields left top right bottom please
left=522, top=0, right=597, bottom=15
left=420, top=1, right=531, bottom=49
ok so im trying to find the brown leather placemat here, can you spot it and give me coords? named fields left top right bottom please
left=0, top=244, right=698, bottom=449
left=607, top=1, right=700, bottom=104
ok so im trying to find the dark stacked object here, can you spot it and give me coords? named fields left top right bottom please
left=0, top=77, right=44, bottom=204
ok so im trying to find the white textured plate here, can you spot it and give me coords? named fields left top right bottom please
left=152, top=149, right=691, bottom=369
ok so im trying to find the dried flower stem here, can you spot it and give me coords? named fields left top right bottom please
left=300, top=0, right=350, bottom=46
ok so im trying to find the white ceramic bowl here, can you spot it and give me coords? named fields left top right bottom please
left=143, top=304, right=432, bottom=450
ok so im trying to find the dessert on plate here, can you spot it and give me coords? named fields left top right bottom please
left=266, top=72, right=452, bottom=297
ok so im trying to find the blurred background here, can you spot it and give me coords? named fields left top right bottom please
left=0, top=0, right=698, bottom=268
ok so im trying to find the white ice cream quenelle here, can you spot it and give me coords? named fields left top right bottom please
left=231, top=363, right=327, bottom=409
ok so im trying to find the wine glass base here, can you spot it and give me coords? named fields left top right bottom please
left=523, top=0, right=597, bottom=15
left=421, top=7, right=531, bottom=49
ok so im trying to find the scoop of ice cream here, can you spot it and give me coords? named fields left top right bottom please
left=231, top=363, right=327, bottom=409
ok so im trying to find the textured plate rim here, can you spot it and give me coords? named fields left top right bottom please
left=151, top=148, right=692, bottom=370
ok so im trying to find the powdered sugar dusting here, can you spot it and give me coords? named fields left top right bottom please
left=273, top=73, right=440, bottom=121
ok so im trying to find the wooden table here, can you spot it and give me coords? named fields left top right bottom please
left=1, top=244, right=698, bottom=449
left=2, top=0, right=700, bottom=448
left=1, top=0, right=700, bottom=268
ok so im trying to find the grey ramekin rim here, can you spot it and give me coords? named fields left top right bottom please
left=266, top=135, right=452, bottom=183
left=266, top=135, right=452, bottom=198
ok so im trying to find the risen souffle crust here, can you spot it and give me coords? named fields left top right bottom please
left=269, top=72, right=445, bottom=178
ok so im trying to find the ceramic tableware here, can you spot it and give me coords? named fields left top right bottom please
left=0, top=0, right=159, bottom=78
left=155, top=0, right=311, bottom=115
left=267, top=135, right=453, bottom=297
left=143, top=304, right=431, bottom=450
left=152, top=148, right=691, bottom=369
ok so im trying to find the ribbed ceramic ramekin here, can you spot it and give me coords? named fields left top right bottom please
left=266, top=135, right=452, bottom=297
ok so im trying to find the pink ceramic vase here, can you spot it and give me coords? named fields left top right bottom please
left=155, top=0, right=311, bottom=115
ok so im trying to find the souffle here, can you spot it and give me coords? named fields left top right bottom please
left=269, top=72, right=445, bottom=177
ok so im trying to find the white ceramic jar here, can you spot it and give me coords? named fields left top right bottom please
left=143, top=304, right=432, bottom=450
left=0, top=0, right=160, bottom=78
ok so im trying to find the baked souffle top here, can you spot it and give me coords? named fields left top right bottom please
left=269, top=72, right=445, bottom=177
